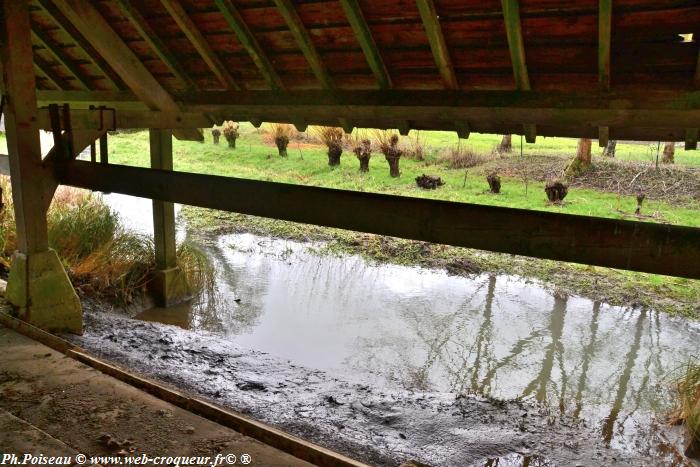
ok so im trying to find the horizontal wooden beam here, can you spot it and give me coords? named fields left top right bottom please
left=53, top=160, right=700, bottom=279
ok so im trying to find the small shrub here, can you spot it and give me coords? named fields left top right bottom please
left=313, top=126, right=345, bottom=167
left=374, top=130, right=403, bottom=177
left=221, top=121, right=240, bottom=149
left=438, top=146, right=485, bottom=169
left=211, top=127, right=221, bottom=145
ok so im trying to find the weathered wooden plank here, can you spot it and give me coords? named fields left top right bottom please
left=54, top=159, right=700, bottom=279
left=272, top=0, right=335, bottom=90
left=53, top=0, right=202, bottom=141
left=37, top=0, right=123, bottom=91
left=695, top=41, right=700, bottom=88
left=339, top=0, right=392, bottom=90
left=1, top=0, right=49, bottom=253
left=598, top=125, right=609, bottom=147
left=415, top=0, right=459, bottom=90
left=501, top=0, right=530, bottom=91
left=31, top=27, right=92, bottom=90
left=115, top=0, right=196, bottom=91
left=598, top=0, right=612, bottom=90
left=160, top=0, right=239, bottom=90
left=214, top=0, right=284, bottom=91
left=33, top=58, right=66, bottom=90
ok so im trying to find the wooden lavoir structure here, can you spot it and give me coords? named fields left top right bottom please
left=0, top=0, right=699, bottom=332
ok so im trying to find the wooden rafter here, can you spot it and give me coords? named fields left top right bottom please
left=53, top=0, right=202, bottom=141
left=37, top=0, right=123, bottom=91
left=272, top=0, right=335, bottom=90
left=33, top=55, right=69, bottom=90
left=31, top=27, right=91, bottom=90
left=115, top=0, right=196, bottom=91
left=213, top=0, right=284, bottom=91
left=160, top=0, right=239, bottom=90
left=598, top=0, right=612, bottom=90
left=416, top=0, right=458, bottom=90
left=501, top=0, right=536, bottom=142
left=339, top=0, right=391, bottom=90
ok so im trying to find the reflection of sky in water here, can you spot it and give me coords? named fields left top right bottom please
left=100, top=191, right=699, bottom=455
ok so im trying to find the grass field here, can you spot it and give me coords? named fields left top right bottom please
left=100, top=125, right=700, bottom=227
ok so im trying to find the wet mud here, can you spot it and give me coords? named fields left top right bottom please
left=68, top=307, right=685, bottom=466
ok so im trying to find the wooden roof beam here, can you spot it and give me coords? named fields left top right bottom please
left=116, top=0, right=196, bottom=91
left=54, top=0, right=202, bottom=141
left=272, top=0, right=335, bottom=90
left=37, top=0, right=123, bottom=91
left=31, top=27, right=92, bottom=90
left=598, top=0, right=612, bottom=146
left=33, top=55, right=69, bottom=90
left=339, top=0, right=391, bottom=90
left=214, top=0, right=284, bottom=91
left=501, top=0, right=536, bottom=142
left=416, top=0, right=458, bottom=90
left=160, top=0, right=239, bottom=91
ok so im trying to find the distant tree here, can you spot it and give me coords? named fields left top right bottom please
left=498, top=134, right=512, bottom=153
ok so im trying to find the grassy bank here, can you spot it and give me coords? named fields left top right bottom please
left=0, top=175, right=211, bottom=306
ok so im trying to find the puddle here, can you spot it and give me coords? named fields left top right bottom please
left=100, top=194, right=697, bottom=460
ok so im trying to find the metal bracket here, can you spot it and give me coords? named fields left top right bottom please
left=89, top=104, right=117, bottom=132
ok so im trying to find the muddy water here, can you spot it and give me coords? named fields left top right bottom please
left=102, top=194, right=697, bottom=462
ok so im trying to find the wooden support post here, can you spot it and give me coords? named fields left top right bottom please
left=598, top=0, right=612, bottom=91
left=598, top=126, right=609, bottom=147
left=686, top=128, right=698, bottom=151
left=1, top=0, right=81, bottom=333
left=149, top=129, right=190, bottom=307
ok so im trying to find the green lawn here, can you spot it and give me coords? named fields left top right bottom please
left=103, top=125, right=700, bottom=228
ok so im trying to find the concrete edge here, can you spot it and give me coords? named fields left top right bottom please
left=0, top=311, right=368, bottom=467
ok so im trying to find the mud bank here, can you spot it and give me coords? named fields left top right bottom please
left=67, top=307, right=681, bottom=466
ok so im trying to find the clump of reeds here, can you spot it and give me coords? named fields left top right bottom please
left=669, top=361, right=700, bottom=458
left=374, top=130, right=403, bottom=177
left=405, top=131, right=427, bottom=161
left=438, top=146, right=485, bottom=169
left=0, top=177, right=214, bottom=306
left=211, top=127, right=221, bottom=145
left=269, top=123, right=294, bottom=157
left=221, top=121, right=240, bottom=149
left=313, top=126, right=345, bottom=167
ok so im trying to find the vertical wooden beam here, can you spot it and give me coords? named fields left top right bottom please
left=160, top=0, right=239, bottom=90
left=415, top=0, right=458, bottom=90
left=31, top=28, right=92, bottom=90
left=1, top=0, right=49, bottom=253
left=54, top=0, right=202, bottom=142
left=694, top=34, right=699, bottom=89
left=339, top=0, right=392, bottom=90
left=272, top=0, right=335, bottom=90
left=598, top=126, right=609, bottom=148
left=37, top=0, right=123, bottom=91
left=115, top=0, right=196, bottom=91
left=150, top=129, right=177, bottom=270
left=501, top=0, right=535, bottom=142
left=213, top=0, right=284, bottom=91
left=686, top=128, right=698, bottom=151
left=598, top=0, right=612, bottom=91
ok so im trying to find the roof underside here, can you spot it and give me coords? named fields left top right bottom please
left=17, top=0, right=700, bottom=141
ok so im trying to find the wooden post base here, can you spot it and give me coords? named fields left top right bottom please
left=5, top=250, right=82, bottom=334
left=149, top=266, right=191, bottom=308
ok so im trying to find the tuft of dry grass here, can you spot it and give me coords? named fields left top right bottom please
left=438, top=146, right=488, bottom=169
left=312, top=126, right=344, bottom=148
left=669, top=361, right=700, bottom=455
left=0, top=176, right=213, bottom=306
left=404, top=131, right=427, bottom=161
